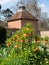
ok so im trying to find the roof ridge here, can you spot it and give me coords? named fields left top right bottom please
left=8, top=9, right=37, bottom=22
left=20, top=10, right=23, bottom=19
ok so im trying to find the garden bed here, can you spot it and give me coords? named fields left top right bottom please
left=0, top=23, right=49, bottom=65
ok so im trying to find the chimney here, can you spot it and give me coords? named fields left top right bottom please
left=19, top=5, right=26, bottom=10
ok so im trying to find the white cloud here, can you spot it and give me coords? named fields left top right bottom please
left=0, top=0, right=18, bottom=4
left=0, top=0, right=10, bottom=4
left=39, top=4, right=48, bottom=12
left=0, top=0, right=18, bottom=10
left=40, top=4, right=45, bottom=8
left=39, top=3, right=49, bottom=17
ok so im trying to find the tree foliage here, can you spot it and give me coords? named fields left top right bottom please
left=2, top=8, right=13, bottom=20
left=15, top=0, right=41, bottom=18
left=39, top=12, right=49, bottom=30
left=0, top=27, right=6, bottom=45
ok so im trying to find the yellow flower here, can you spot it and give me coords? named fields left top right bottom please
left=34, top=47, right=38, bottom=52
left=46, top=60, right=48, bottom=64
left=23, top=33, right=28, bottom=38
left=40, top=62, right=42, bottom=64
left=44, top=40, right=48, bottom=44
left=45, top=58, right=48, bottom=61
left=15, top=45, right=19, bottom=49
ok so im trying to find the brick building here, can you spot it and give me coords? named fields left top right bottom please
left=8, top=6, right=39, bottom=34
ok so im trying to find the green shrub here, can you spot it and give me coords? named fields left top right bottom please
left=0, top=23, right=49, bottom=65
left=0, top=27, right=6, bottom=45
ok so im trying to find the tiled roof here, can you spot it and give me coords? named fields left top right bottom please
left=8, top=10, right=38, bottom=22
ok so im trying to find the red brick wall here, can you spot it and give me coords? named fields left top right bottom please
left=8, top=20, right=38, bottom=33
left=21, top=20, right=38, bottom=31
left=8, top=20, right=21, bottom=29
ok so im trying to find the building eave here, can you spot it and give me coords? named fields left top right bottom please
left=8, top=18, right=38, bottom=22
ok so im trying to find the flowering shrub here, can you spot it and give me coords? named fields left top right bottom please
left=0, top=23, right=49, bottom=65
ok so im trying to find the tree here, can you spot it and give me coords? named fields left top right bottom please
left=0, top=4, right=1, bottom=20
left=14, top=0, right=41, bottom=18
left=39, top=12, right=49, bottom=30
left=26, top=0, right=40, bottom=18
left=0, top=5, right=1, bottom=8
left=41, top=12, right=48, bottom=19
left=2, top=8, right=13, bottom=21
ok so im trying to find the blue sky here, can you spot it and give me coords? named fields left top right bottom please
left=0, top=0, right=49, bottom=16
left=39, top=0, right=49, bottom=16
left=0, top=0, right=18, bottom=9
